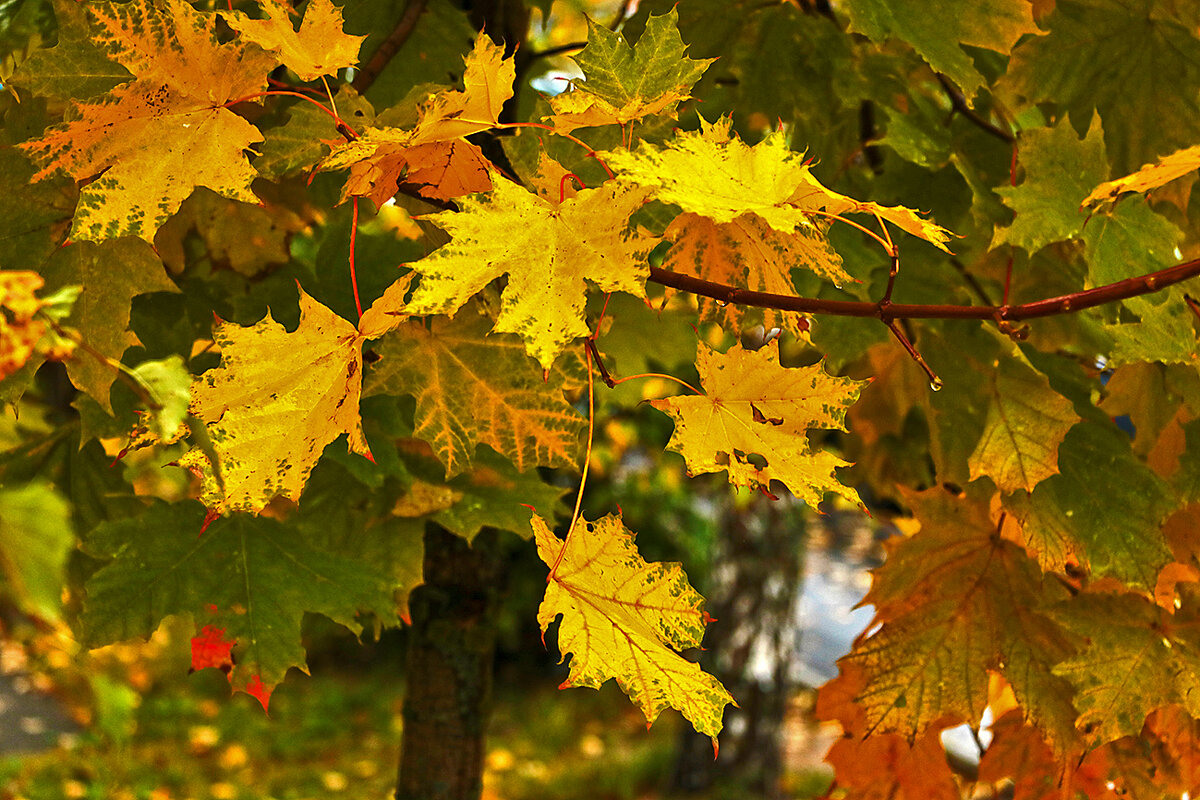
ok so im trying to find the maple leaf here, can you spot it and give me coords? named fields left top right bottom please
left=835, top=488, right=1079, bottom=746
left=154, top=188, right=301, bottom=277
left=0, top=484, right=72, bottom=624
left=221, top=0, right=364, bottom=82
left=402, top=175, right=654, bottom=370
left=967, top=357, right=1080, bottom=493
left=976, top=710, right=1109, bottom=800
left=649, top=341, right=863, bottom=509
left=661, top=211, right=847, bottom=338
left=179, top=289, right=370, bottom=515
left=81, top=502, right=398, bottom=706
left=321, top=35, right=514, bottom=205
left=18, top=0, right=276, bottom=243
left=1001, top=422, right=1175, bottom=589
left=843, top=0, right=1040, bottom=97
left=0, top=148, right=76, bottom=273
left=605, top=118, right=953, bottom=252
left=545, top=9, right=714, bottom=133
left=533, top=513, right=734, bottom=745
left=40, top=238, right=177, bottom=413
left=824, top=726, right=962, bottom=800
left=1050, top=587, right=1200, bottom=744
left=363, top=311, right=585, bottom=477
left=8, top=0, right=132, bottom=101
left=1002, top=0, right=1200, bottom=176
left=1083, top=143, right=1200, bottom=210
left=190, top=622, right=235, bottom=672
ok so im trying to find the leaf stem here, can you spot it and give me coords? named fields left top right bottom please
left=350, top=196, right=363, bottom=319
left=38, top=312, right=158, bottom=409
left=223, top=90, right=356, bottom=136
left=496, top=122, right=615, bottom=179
left=553, top=340, right=597, bottom=581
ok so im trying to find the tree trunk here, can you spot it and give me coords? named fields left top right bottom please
left=672, top=496, right=806, bottom=798
left=394, top=526, right=501, bottom=800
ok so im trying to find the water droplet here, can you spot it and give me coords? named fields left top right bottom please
left=717, top=299, right=730, bottom=307
left=929, top=378, right=943, bottom=392
left=833, top=283, right=843, bottom=290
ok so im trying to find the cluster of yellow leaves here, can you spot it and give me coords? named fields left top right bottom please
left=0, top=272, right=73, bottom=381
left=320, top=36, right=514, bottom=206
left=19, top=0, right=363, bottom=242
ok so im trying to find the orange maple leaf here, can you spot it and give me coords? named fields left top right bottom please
left=18, top=0, right=275, bottom=242
left=321, top=35, right=514, bottom=205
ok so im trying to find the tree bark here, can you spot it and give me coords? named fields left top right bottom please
left=394, top=526, right=502, bottom=800
left=671, top=497, right=806, bottom=798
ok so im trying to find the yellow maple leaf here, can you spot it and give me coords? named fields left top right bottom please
left=662, top=211, right=848, bottom=338
left=221, top=0, right=364, bottom=82
left=321, top=35, right=513, bottom=204
left=533, top=513, right=734, bottom=745
left=605, top=117, right=953, bottom=253
left=650, top=341, right=863, bottom=508
left=545, top=87, right=687, bottom=135
left=404, top=175, right=654, bottom=370
left=1082, top=143, right=1200, bottom=210
left=180, top=289, right=370, bottom=515
left=18, top=0, right=276, bottom=242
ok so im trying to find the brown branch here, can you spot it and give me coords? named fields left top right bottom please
left=527, top=41, right=586, bottom=61
left=351, top=0, right=429, bottom=95
left=647, top=257, right=1200, bottom=323
left=935, top=74, right=1015, bottom=145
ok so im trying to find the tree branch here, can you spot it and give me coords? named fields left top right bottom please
left=351, top=0, right=429, bottom=95
left=935, top=74, right=1015, bottom=145
left=647, top=257, right=1200, bottom=323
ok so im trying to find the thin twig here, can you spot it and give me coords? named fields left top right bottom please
left=351, top=0, right=429, bottom=95
left=527, top=41, right=587, bottom=61
left=935, top=73, right=1015, bottom=144
left=885, top=320, right=941, bottom=388
left=584, top=339, right=615, bottom=388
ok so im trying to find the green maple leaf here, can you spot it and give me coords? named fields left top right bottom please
left=968, top=357, right=1080, bottom=494
left=40, top=238, right=178, bottom=413
left=1051, top=588, right=1200, bottom=743
left=0, top=148, right=75, bottom=272
left=363, top=311, right=585, bottom=477
left=8, top=0, right=132, bottom=101
left=255, top=88, right=375, bottom=180
left=547, top=9, right=714, bottom=132
left=81, top=502, right=398, bottom=696
left=994, top=121, right=1179, bottom=289
left=1003, top=0, right=1200, bottom=175
left=0, top=484, right=73, bottom=623
left=840, top=488, right=1080, bottom=746
left=844, top=0, right=1039, bottom=97
left=1002, top=421, right=1175, bottom=588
